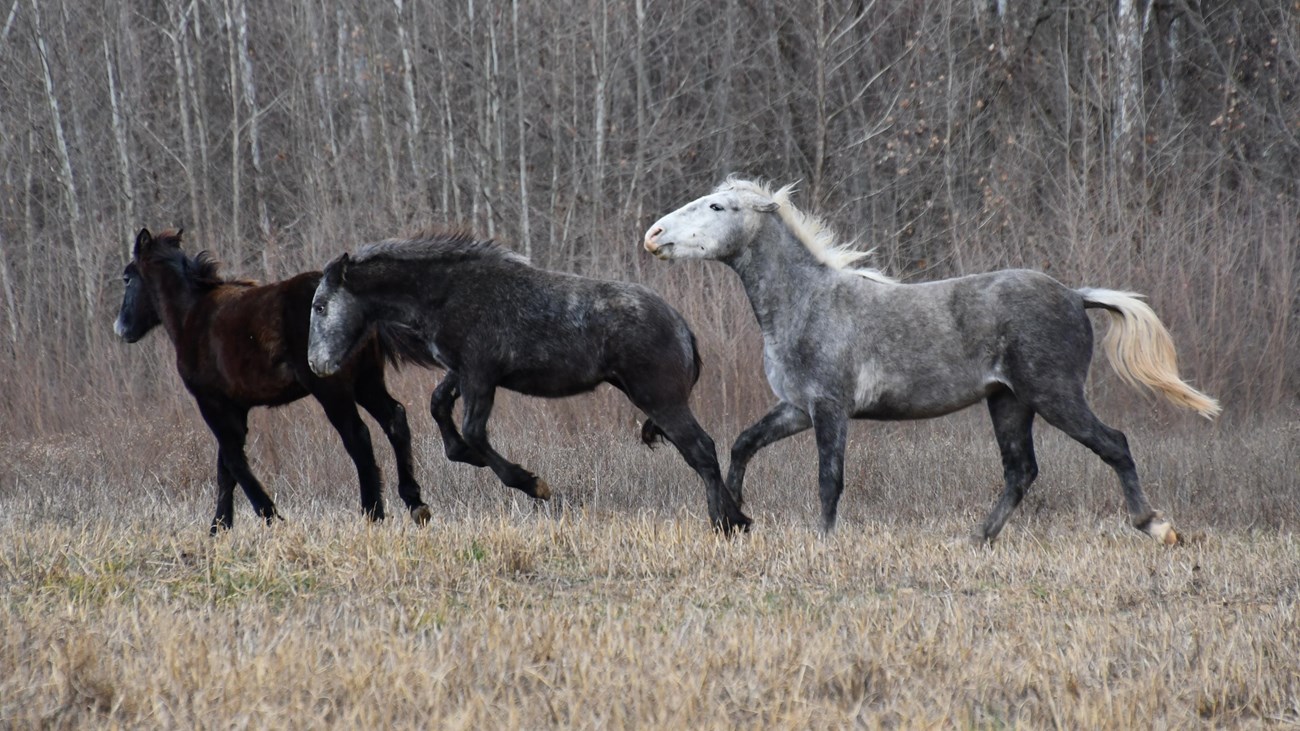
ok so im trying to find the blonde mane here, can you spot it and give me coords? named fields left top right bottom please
left=717, top=177, right=896, bottom=283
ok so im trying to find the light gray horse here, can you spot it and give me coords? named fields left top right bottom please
left=644, top=177, right=1219, bottom=544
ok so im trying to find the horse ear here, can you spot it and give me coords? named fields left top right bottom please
left=324, top=252, right=350, bottom=285
left=134, top=228, right=152, bottom=256
left=753, top=201, right=779, bottom=213
left=170, top=228, right=184, bottom=247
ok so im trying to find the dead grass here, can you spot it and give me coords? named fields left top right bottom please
left=1, top=397, right=1297, bottom=728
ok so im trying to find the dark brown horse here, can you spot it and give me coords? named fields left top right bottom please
left=115, top=228, right=431, bottom=533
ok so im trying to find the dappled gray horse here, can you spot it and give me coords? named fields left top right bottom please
left=306, top=231, right=751, bottom=532
left=645, top=178, right=1219, bottom=543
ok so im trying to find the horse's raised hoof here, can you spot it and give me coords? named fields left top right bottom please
left=410, top=505, right=433, bottom=525
left=531, top=478, right=552, bottom=501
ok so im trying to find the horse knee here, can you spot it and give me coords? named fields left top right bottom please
left=386, top=402, right=411, bottom=441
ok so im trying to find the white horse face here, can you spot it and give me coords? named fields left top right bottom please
left=644, top=189, right=775, bottom=261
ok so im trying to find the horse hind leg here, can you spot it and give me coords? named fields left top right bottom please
left=977, top=390, right=1039, bottom=544
left=459, top=381, right=551, bottom=500
left=356, top=375, right=431, bottom=525
left=1033, top=391, right=1177, bottom=544
left=642, top=404, right=752, bottom=534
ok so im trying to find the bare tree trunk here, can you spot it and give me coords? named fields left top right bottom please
left=186, top=3, right=216, bottom=238
left=394, top=0, right=426, bottom=215
left=31, top=0, right=91, bottom=324
left=165, top=2, right=200, bottom=237
left=222, top=0, right=243, bottom=250
left=1114, top=0, right=1144, bottom=175
left=232, top=0, right=272, bottom=272
left=512, top=0, right=531, bottom=256
left=103, top=33, right=136, bottom=253
left=435, top=42, right=463, bottom=222
left=811, top=0, right=829, bottom=203
left=590, top=1, right=608, bottom=222
left=627, top=0, right=648, bottom=225
left=0, top=231, right=18, bottom=347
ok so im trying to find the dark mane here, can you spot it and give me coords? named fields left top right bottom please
left=353, top=230, right=530, bottom=267
left=146, top=230, right=257, bottom=290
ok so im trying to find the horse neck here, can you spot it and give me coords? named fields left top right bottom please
left=353, top=259, right=446, bottom=328
left=723, top=218, right=830, bottom=338
left=143, top=264, right=202, bottom=346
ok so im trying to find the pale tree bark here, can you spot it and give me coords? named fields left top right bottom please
left=164, top=1, right=200, bottom=238
left=1114, top=0, right=1144, bottom=174
left=435, top=41, right=463, bottom=222
left=394, top=0, right=426, bottom=215
left=31, top=0, right=92, bottom=324
left=484, top=6, right=503, bottom=238
left=0, top=231, right=18, bottom=347
left=103, top=32, right=136, bottom=254
left=222, top=0, right=243, bottom=250
left=185, top=3, right=216, bottom=237
left=511, top=0, right=530, bottom=256
left=232, top=0, right=272, bottom=272
left=590, top=0, right=608, bottom=219
left=627, top=0, right=648, bottom=224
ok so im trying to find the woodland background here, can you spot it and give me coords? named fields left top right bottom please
left=3, top=3, right=1299, bottom=726
left=1, top=0, right=1297, bottom=432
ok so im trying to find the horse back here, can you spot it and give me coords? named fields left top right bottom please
left=178, top=273, right=324, bottom=405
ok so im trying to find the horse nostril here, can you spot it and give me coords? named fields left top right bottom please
left=644, top=225, right=664, bottom=246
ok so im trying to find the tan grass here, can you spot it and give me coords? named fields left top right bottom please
left=2, top=404, right=1297, bottom=728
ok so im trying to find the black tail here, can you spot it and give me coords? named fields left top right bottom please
left=640, top=418, right=668, bottom=448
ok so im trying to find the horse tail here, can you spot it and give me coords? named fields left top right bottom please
left=640, top=418, right=668, bottom=448
left=1079, top=288, right=1221, bottom=419
left=687, top=329, right=703, bottom=385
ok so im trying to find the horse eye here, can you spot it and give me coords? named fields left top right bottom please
left=709, top=203, right=724, bottom=212
left=313, top=303, right=325, bottom=315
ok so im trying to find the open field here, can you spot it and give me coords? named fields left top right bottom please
left=2, top=391, right=1297, bottom=728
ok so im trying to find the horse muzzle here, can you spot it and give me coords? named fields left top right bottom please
left=308, top=356, right=340, bottom=378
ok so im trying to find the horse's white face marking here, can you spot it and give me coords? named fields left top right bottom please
left=643, top=190, right=769, bottom=261
left=307, top=285, right=362, bottom=377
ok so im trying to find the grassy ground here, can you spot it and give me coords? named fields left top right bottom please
left=2, top=391, right=1297, bottom=728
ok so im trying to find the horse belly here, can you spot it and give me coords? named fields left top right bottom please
left=851, top=364, right=995, bottom=420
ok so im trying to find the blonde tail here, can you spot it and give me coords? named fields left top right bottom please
left=1079, top=288, right=1221, bottom=419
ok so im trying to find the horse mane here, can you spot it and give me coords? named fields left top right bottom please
left=352, top=230, right=530, bottom=267
left=716, top=177, right=896, bottom=284
left=146, top=230, right=258, bottom=290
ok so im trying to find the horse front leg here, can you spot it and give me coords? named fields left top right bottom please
left=727, top=401, right=812, bottom=507
left=429, top=371, right=488, bottom=467
left=811, top=401, right=849, bottom=533
left=459, top=380, right=550, bottom=500
left=212, top=452, right=236, bottom=533
left=356, top=375, right=431, bottom=525
left=198, top=400, right=281, bottom=532
left=317, top=390, right=386, bottom=522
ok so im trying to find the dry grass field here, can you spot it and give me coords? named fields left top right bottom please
left=2, top=379, right=1297, bottom=729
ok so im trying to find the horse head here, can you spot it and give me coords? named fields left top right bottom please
left=115, top=227, right=182, bottom=342
left=643, top=178, right=778, bottom=261
left=308, top=252, right=366, bottom=377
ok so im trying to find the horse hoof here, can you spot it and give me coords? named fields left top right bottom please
left=532, top=479, right=552, bottom=500
left=411, top=505, right=433, bottom=525
left=1143, top=514, right=1179, bottom=545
